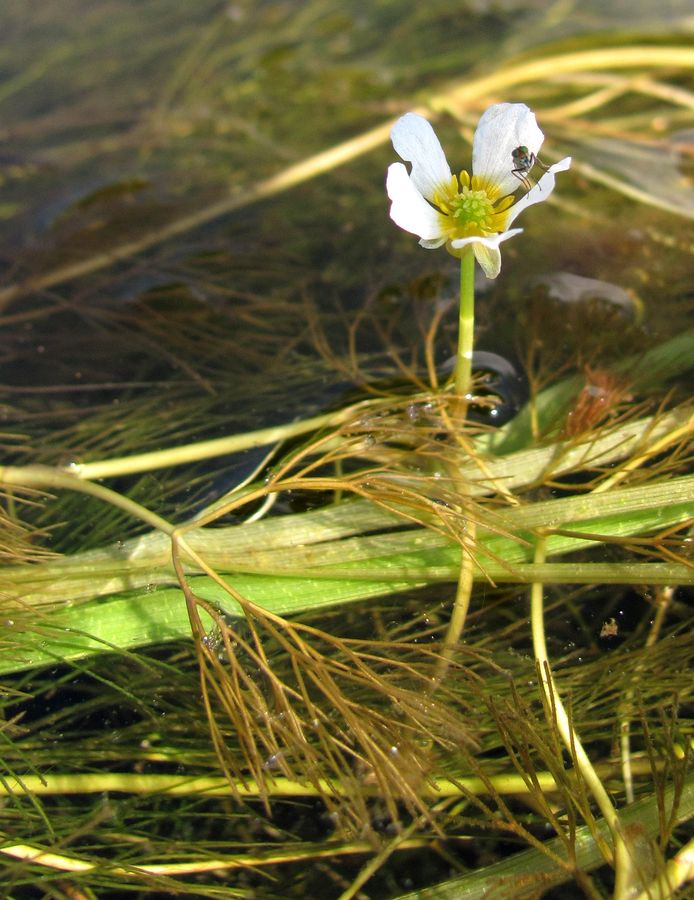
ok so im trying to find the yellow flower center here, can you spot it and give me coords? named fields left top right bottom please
left=434, top=171, right=514, bottom=242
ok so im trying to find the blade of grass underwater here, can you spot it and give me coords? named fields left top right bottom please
left=3, top=474, right=692, bottom=673
left=4, top=558, right=693, bottom=675
left=174, top=470, right=694, bottom=576
left=2, top=497, right=406, bottom=606
left=0, top=574, right=426, bottom=674
left=461, top=405, right=693, bottom=491
left=3, top=466, right=692, bottom=609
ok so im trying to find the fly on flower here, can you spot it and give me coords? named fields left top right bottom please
left=386, top=103, right=571, bottom=278
left=511, top=145, right=550, bottom=192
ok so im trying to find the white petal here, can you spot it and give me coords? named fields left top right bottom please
left=473, top=244, right=503, bottom=279
left=449, top=229, right=522, bottom=252
left=449, top=229, right=523, bottom=279
left=506, top=157, right=572, bottom=227
left=420, top=236, right=447, bottom=249
left=473, top=103, right=544, bottom=197
left=390, top=113, right=453, bottom=203
left=386, top=162, right=445, bottom=241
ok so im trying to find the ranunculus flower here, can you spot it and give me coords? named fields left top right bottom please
left=386, top=103, right=571, bottom=278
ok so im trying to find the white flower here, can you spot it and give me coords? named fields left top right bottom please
left=386, top=103, right=571, bottom=278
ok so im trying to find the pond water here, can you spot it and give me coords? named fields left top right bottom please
left=1, top=2, right=693, bottom=898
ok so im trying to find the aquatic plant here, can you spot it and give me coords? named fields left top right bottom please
left=387, top=103, right=570, bottom=402
left=0, top=4, right=693, bottom=896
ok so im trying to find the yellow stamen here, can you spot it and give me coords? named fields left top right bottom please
left=433, top=170, right=513, bottom=242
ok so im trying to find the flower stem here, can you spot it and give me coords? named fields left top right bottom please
left=454, top=248, right=475, bottom=399
left=432, top=249, right=476, bottom=684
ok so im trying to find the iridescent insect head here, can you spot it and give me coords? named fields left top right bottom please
left=511, top=145, right=550, bottom=192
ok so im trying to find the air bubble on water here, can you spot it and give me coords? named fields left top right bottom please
left=263, top=751, right=284, bottom=771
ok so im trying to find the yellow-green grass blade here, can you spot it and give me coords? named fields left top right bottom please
left=3, top=474, right=691, bottom=674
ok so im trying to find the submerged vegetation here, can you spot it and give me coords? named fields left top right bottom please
left=1, top=2, right=693, bottom=897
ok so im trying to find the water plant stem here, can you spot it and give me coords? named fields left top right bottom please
left=530, top=536, right=634, bottom=898
left=454, top=249, right=475, bottom=400
left=65, top=404, right=365, bottom=481
left=0, top=761, right=667, bottom=801
left=0, top=464, right=174, bottom=535
left=434, top=520, right=476, bottom=683
left=434, top=250, right=477, bottom=681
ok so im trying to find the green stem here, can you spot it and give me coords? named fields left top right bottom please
left=454, top=249, right=475, bottom=398
left=65, top=405, right=363, bottom=481
left=434, top=250, right=476, bottom=681
left=0, top=464, right=174, bottom=535
left=0, top=762, right=663, bottom=800
left=434, top=519, right=477, bottom=684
